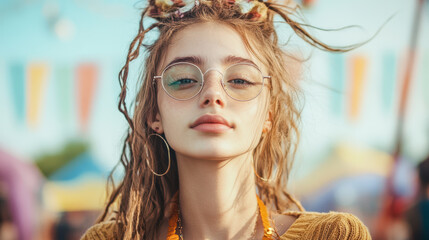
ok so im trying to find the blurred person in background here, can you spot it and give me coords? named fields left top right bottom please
left=405, top=155, right=429, bottom=240
left=81, top=0, right=371, bottom=239
left=0, top=149, right=44, bottom=240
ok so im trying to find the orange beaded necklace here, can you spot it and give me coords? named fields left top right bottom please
left=166, top=194, right=274, bottom=240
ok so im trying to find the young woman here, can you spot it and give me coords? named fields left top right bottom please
left=82, top=0, right=371, bottom=239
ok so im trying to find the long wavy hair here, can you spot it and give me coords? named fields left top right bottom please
left=98, top=1, right=355, bottom=239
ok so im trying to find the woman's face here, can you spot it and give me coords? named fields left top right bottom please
left=154, top=22, right=270, bottom=161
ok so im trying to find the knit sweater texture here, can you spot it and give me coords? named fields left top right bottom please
left=81, top=211, right=371, bottom=239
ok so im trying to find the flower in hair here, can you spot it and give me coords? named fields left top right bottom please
left=148, top=0, right=269, bottom=21
left=149, top=0, right=199, bottom=18
left=234, top=0, right=268, bottom=20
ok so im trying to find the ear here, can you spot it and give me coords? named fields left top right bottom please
left=148, top=113, right=164, bottom=134
left=262, top=111, right=272, bottom=133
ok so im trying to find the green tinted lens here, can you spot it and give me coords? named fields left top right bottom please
left=162, top=63, right=203, bottom=100
left=223, top=64, right=264, bottom=101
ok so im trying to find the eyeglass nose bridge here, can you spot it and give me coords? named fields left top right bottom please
left=203, top=68, right=223, bottom=76
left=201, top=67, right=225, bottom=87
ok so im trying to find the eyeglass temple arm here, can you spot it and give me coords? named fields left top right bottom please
left=263, top=76, right=271, bottom=83
left=153, top=76, right=162, bottom=85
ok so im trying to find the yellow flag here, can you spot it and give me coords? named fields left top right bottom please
left=27, top=63, right=49, bottom=127
left=349, top=56, right=367, bottom=122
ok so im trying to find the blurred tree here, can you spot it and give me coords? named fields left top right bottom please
left=35, top=141, right=89, bottom=178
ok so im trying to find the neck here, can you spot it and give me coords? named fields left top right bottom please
left=176, top=152, right=259, bottom=239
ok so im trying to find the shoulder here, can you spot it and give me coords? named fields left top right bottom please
left=281, top=211, right=371, bottom=240
left=80, top=221, right=122, bottom=240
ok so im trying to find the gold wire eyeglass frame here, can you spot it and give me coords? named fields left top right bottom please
left=153, top=62, right=271, bottom=101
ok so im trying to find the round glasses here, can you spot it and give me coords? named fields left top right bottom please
left=153, top=62, right=271, bottom=101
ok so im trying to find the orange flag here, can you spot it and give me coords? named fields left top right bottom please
left=348, top=56, right=367, bottom=122
left=76, top=63, right=98, bottom=132
left=27, top=63, right=49, bottom=127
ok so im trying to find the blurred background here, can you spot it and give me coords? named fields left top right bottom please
left=0, top=0, right=428, bottom=239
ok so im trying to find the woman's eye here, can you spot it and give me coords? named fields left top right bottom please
left=231, top=79, right=246, bottom=84
left=227, top=78, right=255, bottom=88
left=168, top=78, right=198, bottom=89
left=172, top=79, right=195, bottom=85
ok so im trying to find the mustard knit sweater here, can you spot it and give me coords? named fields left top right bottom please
left=81, top=211, right=371, bottom=239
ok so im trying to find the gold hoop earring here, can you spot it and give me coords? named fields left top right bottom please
left=145, top=133, right=171, bottom=177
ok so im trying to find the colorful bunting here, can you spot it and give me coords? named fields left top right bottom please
left=76, top=63, right=98, bottom=132
left=3, top=52, right=412, bottom=135
left=27, top=63, right=49, bottom=127
left=330, top=53, right=346, bottom=116
left=381, top=52, right=397, bottom=113
left=348, top=56, right=367, bottom=122
left=8, top=63, right=26, bottom=123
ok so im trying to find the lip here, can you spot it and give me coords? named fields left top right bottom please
left=190, top=114, right=233, bottom=133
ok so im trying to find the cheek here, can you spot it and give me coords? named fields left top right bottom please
left=157, top=92, right=189, bottom=141
left=158, top=94, right=179, bottom=127
left=234, top=96, right=269, bottom=143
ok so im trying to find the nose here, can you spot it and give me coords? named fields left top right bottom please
left=198, top=69, right=226, bottom=108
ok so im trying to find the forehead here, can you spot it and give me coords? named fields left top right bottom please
left=160, top=22, right=266, bottom=72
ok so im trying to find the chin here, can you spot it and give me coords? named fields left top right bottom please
left=176, top=146, right=252, bottom=162
left=190, top=148, right=236, bottom=160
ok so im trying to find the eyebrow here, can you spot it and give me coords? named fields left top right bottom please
left=222, top=55, right=258, bottom=67
left=164, top=55, right=258, bottom=68
left=165, top=56, right=203, bottom=67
